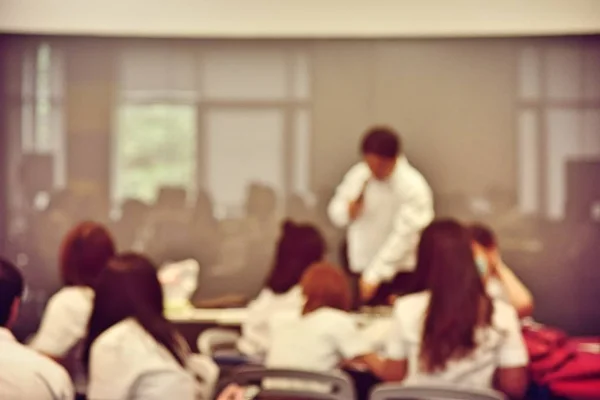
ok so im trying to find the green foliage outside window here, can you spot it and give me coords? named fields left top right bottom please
left=116, top=104, right=196, bottom=203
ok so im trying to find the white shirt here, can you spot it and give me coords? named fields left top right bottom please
left=486, top=278, right=510, bottom=304
left=30, top=286, right=94, bottom=357
left=383, top=292, right=528, bottom=389
left=87, top=318, right=195, bottom=400
left=266, top=308, right=373, bottom=372
left=237, top=287, right=304, bottom=358
left=328, top=157, right=434, bottom=284
left=0, top=327, right=74, bottom=400
left=30, top=286, right=94, bottom=394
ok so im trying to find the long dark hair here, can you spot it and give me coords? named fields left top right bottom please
left=264, top=220, right=326, bottom=294
left=83, top=253, right=185, bottom=371
left=419, top=219, right=493, bottom=373
left=409, top=223, right=441, bottom=294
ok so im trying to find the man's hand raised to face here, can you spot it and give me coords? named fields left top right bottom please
left=348, top=178, right=370, bottom=221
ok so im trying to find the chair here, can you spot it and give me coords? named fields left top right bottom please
left=229, top=366, right=357, bottom=400
left=197, top=328, right=241, bottom=356
left=187, top=354, right=220, bottom=400
left=369, top=384, right=506, bottom=400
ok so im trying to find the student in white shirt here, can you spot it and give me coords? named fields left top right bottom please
left=328, top=126, right=434, bottom=305
left=469, top=223, right=535, bottom=318
left=266, top=261, right=372, bottom=372
left=30, top=221, right=116, bottom=395
left=0, top=257, right=74, bottom=400
left=83, top=253, right=196, bottom=400
left=237, top=220, right=326, bottom=359
left=360, top=220, right=529, bottom=399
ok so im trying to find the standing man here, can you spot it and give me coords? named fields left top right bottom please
left=328, top=126, right=434, bottom=306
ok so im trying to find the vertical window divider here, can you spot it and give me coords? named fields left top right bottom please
left=282, top=47, right=296, bottom=215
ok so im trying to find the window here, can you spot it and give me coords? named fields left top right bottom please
left=200, top=47, right=311, bottom=217
left=20, top=43, right=66, bottom=189
left=114, top=47, right=199, bottom=206
left=115, top=104, right=196, bottom=203
left=114, top=44, right=312, bottom=216
left=516, top=42, right=600, bottom=219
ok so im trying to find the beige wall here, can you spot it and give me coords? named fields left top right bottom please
left=64, top=44, right=114, bottom=202
left=312, top=39, right=517, bottom=199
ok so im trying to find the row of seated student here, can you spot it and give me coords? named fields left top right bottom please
left=226, top=219, right=534, bottom=399
left=19, top=184, right=341, bottom=302
left=1, top=222, right=213, bottom=400
left=0, top=216, right=534, bottom=400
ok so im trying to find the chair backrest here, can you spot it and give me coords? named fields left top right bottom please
left=197, top=327, right=241, bottom=356
left=369, top=384, right=506, bottom=400
left=187, top=354, right=220, bottom=400
left=231, top=366, right=356, bottom=400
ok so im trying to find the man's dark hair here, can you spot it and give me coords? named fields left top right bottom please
left=360, top=126, right=402, bottom=159
left=469, top=224, right=497, bottom=249
left=0, top=258, right=24, bottom=326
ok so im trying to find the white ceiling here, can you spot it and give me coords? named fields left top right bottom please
left=1, top=0, right=599, bottom=38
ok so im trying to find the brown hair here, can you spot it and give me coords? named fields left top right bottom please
left=300, top=262, right=352, bottom=315
left=60, top=221, right=116, bottom=287
left=419, top=219, right=493, bottom=373
left=468, top=223, right=497, bottom=250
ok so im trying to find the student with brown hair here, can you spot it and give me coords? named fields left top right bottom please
left=363, top=220, right=529, bottom=399
left=31, top=222, right=116, bottom=358
left=30, top=221, right=116, bottom=396
left=265, top=262, right=372, bottom=372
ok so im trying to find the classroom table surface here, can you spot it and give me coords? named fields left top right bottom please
left=168, top=306, right=393, bottom=353
left=167, top=306, right=393, bottom=325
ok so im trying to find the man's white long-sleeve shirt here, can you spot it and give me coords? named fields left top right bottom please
left=328, top=157, right=434, bottom=285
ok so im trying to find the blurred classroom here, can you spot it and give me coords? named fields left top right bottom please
left=1, top=0, right=600, bottom=340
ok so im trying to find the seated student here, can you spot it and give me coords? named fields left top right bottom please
left=0, top=258, right=74, bottom=399
left=469, top=223, right=535, bottom=318
left=266, top=262, right=372, bottom=372
left=30, top=221, right=116, bottom=356
left=83, top=253, right=196, bottom=400
left=362, top=219, right=529, bottom=400
left=237, top=220, right=326, bottom=359
left=30, top=221, right=115, bottom=394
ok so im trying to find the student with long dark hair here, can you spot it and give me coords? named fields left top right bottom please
left=237, top=220, right=326, bottom=359
left=363, top=220, right=529, bottom=399
left=83, top=253, right=194, bottom=400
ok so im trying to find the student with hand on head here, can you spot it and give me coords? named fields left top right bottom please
left=83, top=253, right=195, bottom=400
left=362, top=220, right=529, bottom=400
left=237, top=220, right=326, bottom=360
left=469, top=223, right=534, bottom=318
left=328, top=126, right=434, bottom=306
left=0, top=258, right=74, bottom=400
